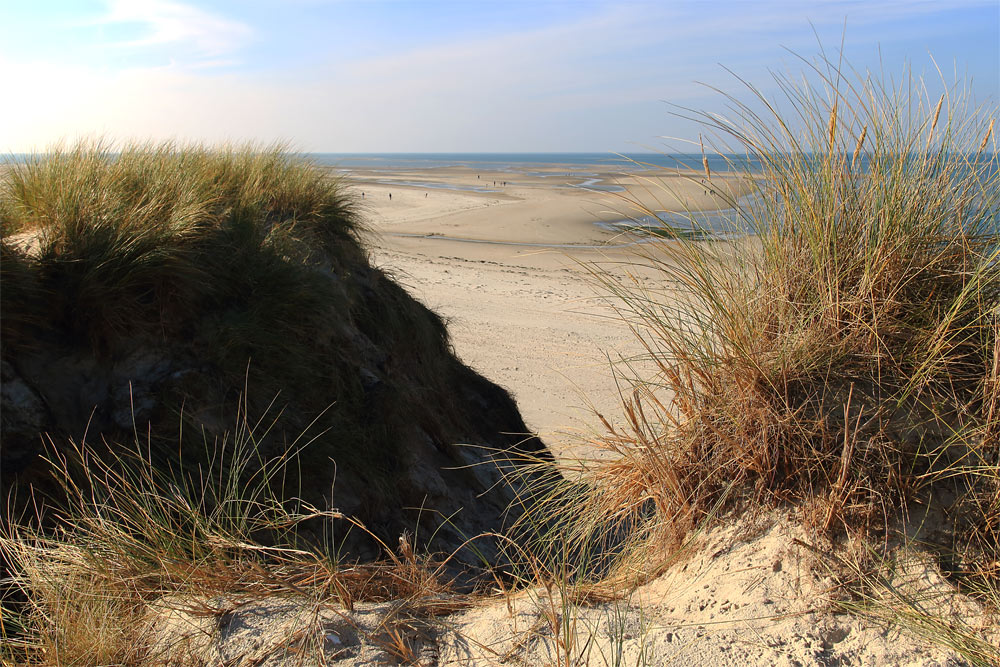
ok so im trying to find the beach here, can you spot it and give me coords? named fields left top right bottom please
left=7, top=147, right=991, bottom=665
left=351, top=161, right=750, bottom=458
left=4, top=1, right=994, bottom=660
left=347, top=162, right=748, bottom=243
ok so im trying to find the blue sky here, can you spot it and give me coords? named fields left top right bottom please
left=1, top=1, right=997, bottom=153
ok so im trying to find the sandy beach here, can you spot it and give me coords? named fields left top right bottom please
left=350, top=162, right=749, bottom=458
left=350, top=163, right=748, bottom=244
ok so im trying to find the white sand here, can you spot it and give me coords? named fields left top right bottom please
left=357, top=162, right=735, bottom=457
left=148, top=512, right=992, bottom=665
left=351, top=164, right=749, bottom=244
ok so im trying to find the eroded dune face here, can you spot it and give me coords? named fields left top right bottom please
left=0, top=146, right=556, bottom=566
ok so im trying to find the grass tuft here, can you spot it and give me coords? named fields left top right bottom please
left=0, top=409, right=461, bottom=664
left=564, top=55, right=999, bottom=644
left=1, top=140, right=360, bottom=352
left=0, top=139, right=474, bottom=506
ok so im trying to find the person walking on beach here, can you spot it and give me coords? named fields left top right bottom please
left=389, top=193, right=392, bottom=200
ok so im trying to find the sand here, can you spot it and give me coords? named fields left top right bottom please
left=351, top=164, right=748, bottom=244
left=147, top=512, right=993, bottom=665
left=356, top=162, right=748, bottom=458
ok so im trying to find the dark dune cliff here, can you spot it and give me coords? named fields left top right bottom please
left=0, top=145, right=555, bottom=564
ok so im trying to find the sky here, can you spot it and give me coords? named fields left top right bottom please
left=1, top=0, right=997, bottom=154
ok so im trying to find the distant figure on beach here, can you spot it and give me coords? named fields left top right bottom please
left=389, top=193, right=392, bottom=200
left=425, top=192, right=428, bottom=197
left=361, top=191, right=364, bottom=198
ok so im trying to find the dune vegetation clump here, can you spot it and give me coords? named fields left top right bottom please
left=1, top=143, right=403, bottom=503
left=1, top=142, right=359, bottom=348
left=0, top=138, right=551, bottom=572
left=553, top=61, right=999, bottom=608
left=1, top=142, right=556, bottom=663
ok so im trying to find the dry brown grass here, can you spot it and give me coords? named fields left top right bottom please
left=511, top=56, right=1000, bottom=663
left=0, top=416, right=469, bottom=665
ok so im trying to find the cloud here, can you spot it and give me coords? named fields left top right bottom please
left=1, top=1, right=993, bottom=153
left=100, top=0, right=252, bottom=59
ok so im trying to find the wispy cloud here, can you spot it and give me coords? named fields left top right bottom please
left=1, top=1, right=993, bottom=153
left=99, top=0, right=252, bottom=59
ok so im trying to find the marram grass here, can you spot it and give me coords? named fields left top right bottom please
left=534, top=58, right=999, bottom=631
left=0, top=411, right=460, bottom=665
left=1, top=140, right=360, bottom=351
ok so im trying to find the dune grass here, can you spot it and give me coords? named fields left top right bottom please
left=0, top=140, right=364, bottom=409
left=0, top=406, right=465, bottom=665
left=514, top=56, right=1000, bottom=660
left=1, top=140, right=359, bottom=350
